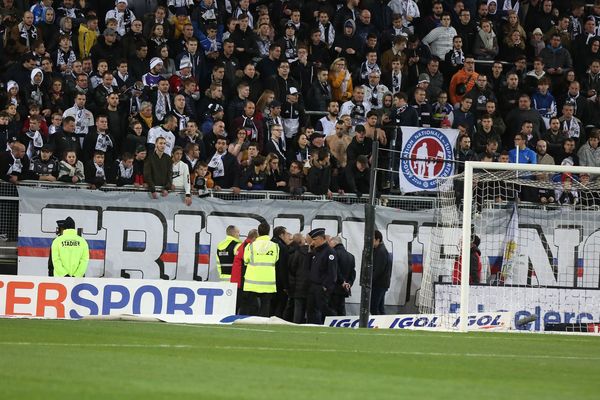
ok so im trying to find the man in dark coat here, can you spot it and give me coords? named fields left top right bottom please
left=328, top=236, right=356, bottom=316
left=287, top=234, right=311, bottom=324
left=371, top=229, right=391, bottom=315
left=306, top=228, right=338, bottom=324
left=271, top=226, right=291, bottom=319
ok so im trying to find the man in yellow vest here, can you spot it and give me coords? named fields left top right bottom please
left=216, top=225, right=242, bottom=281
left=243, top=222, right=279, bottom=317
left=51, top=217, right=90, bottom=277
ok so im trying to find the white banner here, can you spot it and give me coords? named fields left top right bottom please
left=17, top=187, right=437, bottom=307
left=0, top=274, right=236, bottom=322
left=435, top=284, right=600, bottom=331
left=324, top=312, right=512, bottom=331
left=399, top=127, right=458, bottom=193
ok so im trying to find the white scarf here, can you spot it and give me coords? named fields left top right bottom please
left=341, top=70, right=351, bottom=95
left=94, top=163, right=105, bottom=179
left=478, top=29, right=496, bottom=50
left=118, top=161, right=133, bottom=179
left=7, top=153, right=22, bottom=175
left=25, top=130, right=43, bottom=158
left=208, top=151, right=225, bottom=178
left=95, top=133, right=113, bottom=152
left=156, top=92, right=170, bottom=121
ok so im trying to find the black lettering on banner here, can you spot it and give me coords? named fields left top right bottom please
left=105, top=206, right=169, bottom=280
left=42, top=204, right=103, bottom=232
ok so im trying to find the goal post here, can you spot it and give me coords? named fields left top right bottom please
left=420, top=161, right=600, bottom=333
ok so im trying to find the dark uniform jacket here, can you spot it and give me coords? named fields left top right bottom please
left=309, top=242, right=338, bottom=292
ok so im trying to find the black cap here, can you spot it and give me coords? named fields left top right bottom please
left=56, top=217, right=75, bottom=230
left=135, top=144, right=147, bottom=153
left=308, top=228, right=326, bottom=239
left=41, top=143, right=54, bottom=152
left=310, top=132, right=325, bottom=139
left=269, top=100, right=281, bottom=108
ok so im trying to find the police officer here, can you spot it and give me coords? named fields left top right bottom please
left=306, top=228, right=338, bottom=324
left=216, top=225, right=242, bottom=281
left=50, top=217, right=90, bottom=277
left=242, top=222, right=279, bottom=317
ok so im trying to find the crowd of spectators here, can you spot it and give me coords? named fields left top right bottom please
left=0, top=0, right=600, bottom=203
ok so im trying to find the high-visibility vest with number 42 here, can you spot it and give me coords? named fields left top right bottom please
left=243, top=235, right=279, bottom=293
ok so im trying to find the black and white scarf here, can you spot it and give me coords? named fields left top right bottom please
left=18, top=22, right=37, bottom=49
left=25, top=130, right=44, bottom=158
left=56, top=48, right=77, bottom=71
left=319, top=22, right=335, bottom=47
left=94, top=163, right=105, bottom=179
left=241, top=115, right=258, bottom=141
left=360, top=62, right=381, bottom=82
left=208, top=151, right=225, bottom=178
left=7, top=153, right=22, bottom=175
left=174, top=110, right=189, bottom=132
left=450, top=49, right=465, bottom=67
left=155, top=92, right=171, bottom=122
left=95, top=133, right=113, bottom=153
left=392, top=71, right=403, bottom=94
left=118, top=161, right=133, bottom=179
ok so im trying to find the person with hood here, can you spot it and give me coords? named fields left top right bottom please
left=332, top=19, right=362, bottom=71
left=39, top=7, right=59, bottom=53
left=24, top=67, right=50, bottom=115
left=371, top=230, right=391, bottom=315
left=1, top=80, right=27, bottom=119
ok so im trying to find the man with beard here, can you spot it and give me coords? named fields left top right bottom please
left=315, top=101, right=339, bottom=137
left=308, top=68, right=332, bottom=112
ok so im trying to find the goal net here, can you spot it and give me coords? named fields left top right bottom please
left=418, top=161, right=600, bottom=332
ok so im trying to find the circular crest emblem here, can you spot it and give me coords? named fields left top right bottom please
left=401, top=128, right=454, bottom=190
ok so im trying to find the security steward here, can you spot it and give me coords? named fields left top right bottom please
left=242, top=222, right=279, bottom=317
left=216, top=225, right=242, bottom=281
left=50, top=217, right=90, bottom=277
left=306, top=228, right=338, bottom=324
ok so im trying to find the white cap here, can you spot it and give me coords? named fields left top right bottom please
left=179, top=59, right=192, bottom=70
left=288, top=87, right=299, bottom=95
left=117, top=0, right=128, bottom=5
left=150, top=57, right=163, bottom=70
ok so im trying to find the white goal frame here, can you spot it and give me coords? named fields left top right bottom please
left=458, top=161, right=600, bottom=332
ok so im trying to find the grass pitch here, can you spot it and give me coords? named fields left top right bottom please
left=0, top=319, right=598, bottom=399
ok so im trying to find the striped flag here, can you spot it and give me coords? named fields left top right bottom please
left=500, top=203, right=520, bottom=284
